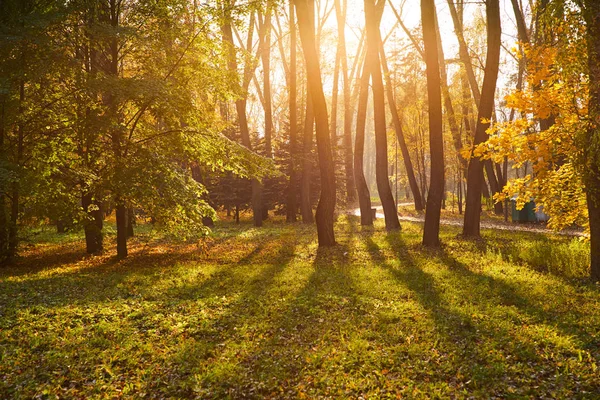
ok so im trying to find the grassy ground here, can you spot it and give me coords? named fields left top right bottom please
left=1, top=216, right=599, bottom=398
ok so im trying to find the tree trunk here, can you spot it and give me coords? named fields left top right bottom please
left=126, top=208, right=135, bottom=237
left=222, top=7, right=263, bottom=227
left=421, top=0, right=445, bottom=246
left=584, top=0, right=600, bottom=281
left=447, top=0, right=481, bottom=106
left=463, top=0, right=501, bottom=237
left=300, top=92, right=315, bottom=223
left=82, top=192, right=103, bottom=254
left=116, top=202, right=127, bottom=258
left=354, top=57, right=373, bottom=226
left=295, top=0, right=336, bottom=246
left=434, top=9, right=466, bottom=173
left=335, top=0, right=356, bottom=203
left=330, top=35, right=340, bottom=164
left=286, top=0, right=298, bottom=222
left=379, top=43, right=424, bottom=211
left=261, top=8, right=273, bottom=158
left=0, top=98, right=7, bottom=264
left=364, top=0, right=400, bottom=231
left=8, top=79, right=25, bottom=260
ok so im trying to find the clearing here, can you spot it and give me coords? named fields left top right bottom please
left=0, top=217, right=598, bottom=398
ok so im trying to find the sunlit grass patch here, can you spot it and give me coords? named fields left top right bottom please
left=0, top=216, right=598, bottom=398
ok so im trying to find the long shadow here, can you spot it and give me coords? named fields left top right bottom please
left=0, top=223, right=286, bottom=311
left=188, top=238, right=361, bottom=398
left=437, top=248, right=600, bottom=354
left=364, top=233, right=557, bottom=393
left=151, top=229, right=303, bottom=397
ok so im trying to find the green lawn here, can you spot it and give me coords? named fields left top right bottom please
left=1, top=216, right=599, bottom=398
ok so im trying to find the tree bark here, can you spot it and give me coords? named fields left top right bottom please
left=286, top=0, right=298, bottom=222
left=463, top=0, right=501, bottom=237
left=295, top=0, right=337, bottom=246
left=421, top=0, right=445, bottom=246
left=300, top=92, right=315, bottom=224
left=116, top=202, right=127, bottom=258
left=260, top=8, right=273, bottom=159
left=364, top=0, right=400, bottom=231
left=335, top=0, right=356, bottom=203
left=584, top=0, right=600, bottom=281
left=354, top=57, right=373, bottom=226
left=0, top=98, right=8, bottom=263
left=379, top=43, right=424, bottom=211
left=82, top=192, right=103, bottom=254
left=222, top=5, right=263, bottom=227
left=126, top=208, right=135, bottom=237
left=447, top=0, right=481, bottom=106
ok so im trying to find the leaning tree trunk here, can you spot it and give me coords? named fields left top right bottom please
left=463, top=0, right=501, bottom=237
left=584, top=0, right=600, bottom=281
left=354, top=57, right=373, bottom=226
left=295, top=0, right=336, bottom=246
left=379, top=43, right=424, bottom=211
left=421, top=0, right=445, bottom=246
left=364, top=0, right=400, bottom=231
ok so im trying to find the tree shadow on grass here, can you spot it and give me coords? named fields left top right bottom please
left=0, top=223, right=303, bottom=398
left=363, top=233, right=564, bottom=395
left=372, top=232, right=600, bottom=395
left=437, top=247, right=600, bottom=354
left=150, top=230, right=306, bottom=397
left=186, top=239, right=362, bottom=398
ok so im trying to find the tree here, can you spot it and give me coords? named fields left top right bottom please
left=286, top=0, right=298, bottom=222
left=462, top=0, right=501, bottom=237
left=379, top=43, right=424, bottom=211
left=335, top=0, right=356, bottom=204
left=583, top=0, right=600, bottom=280
left=221, top=2, right=265, bottom=228
left=420, top=0, right=445, bottom=246
left=364, top=0, right=400, bottom=231
left=295, top=0, right=336, bottom=246
left=354, top=57, right=373, bottom=226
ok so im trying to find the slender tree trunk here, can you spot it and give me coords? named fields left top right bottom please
left=8, top=79, right=25, bottom=260
left=115, top=203, right=127, bottom=257
left=82, top=192, right=103, bottom=253
left=365, top=0, right=400, bottom=231
left=463, top=0, right=501, bottom=237
left=379, top=43, right=424, bottom=211
left=421, top=0, right=445, bottom=246
left=330, top=37, right=340, bottom=163
left=286, top=1, right=298, bottom=222
left=126, top=208, right=135, bottom=237
left=260, top=8, right=273, bottom=221
left=261, top=8, right=273, bottom=159
left=222, top=6, right=263, bottom=227
left=106, top=0, right=128, bottom=258
left=354, top=57, right=373, bottom=226
left=434, top=9, right=466, bottom=173
left=295, top=0, right=336, bottom=246
left=584, top=0, right=600, bottom=281
left=301, top=91, right=315, bottom=224
left=0, top=98, right=8, bottom=263
left=447, top=0, right=481, bottom=106
left=335, top=0, right=356, bottom=203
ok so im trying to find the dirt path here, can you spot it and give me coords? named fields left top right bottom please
left=350, top=207, right=586, bottom=237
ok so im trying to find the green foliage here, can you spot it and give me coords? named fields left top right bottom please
left=0, top=218, right=598, bottom=398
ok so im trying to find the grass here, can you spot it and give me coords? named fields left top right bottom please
left=0, top=216, right=599, bottom=398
